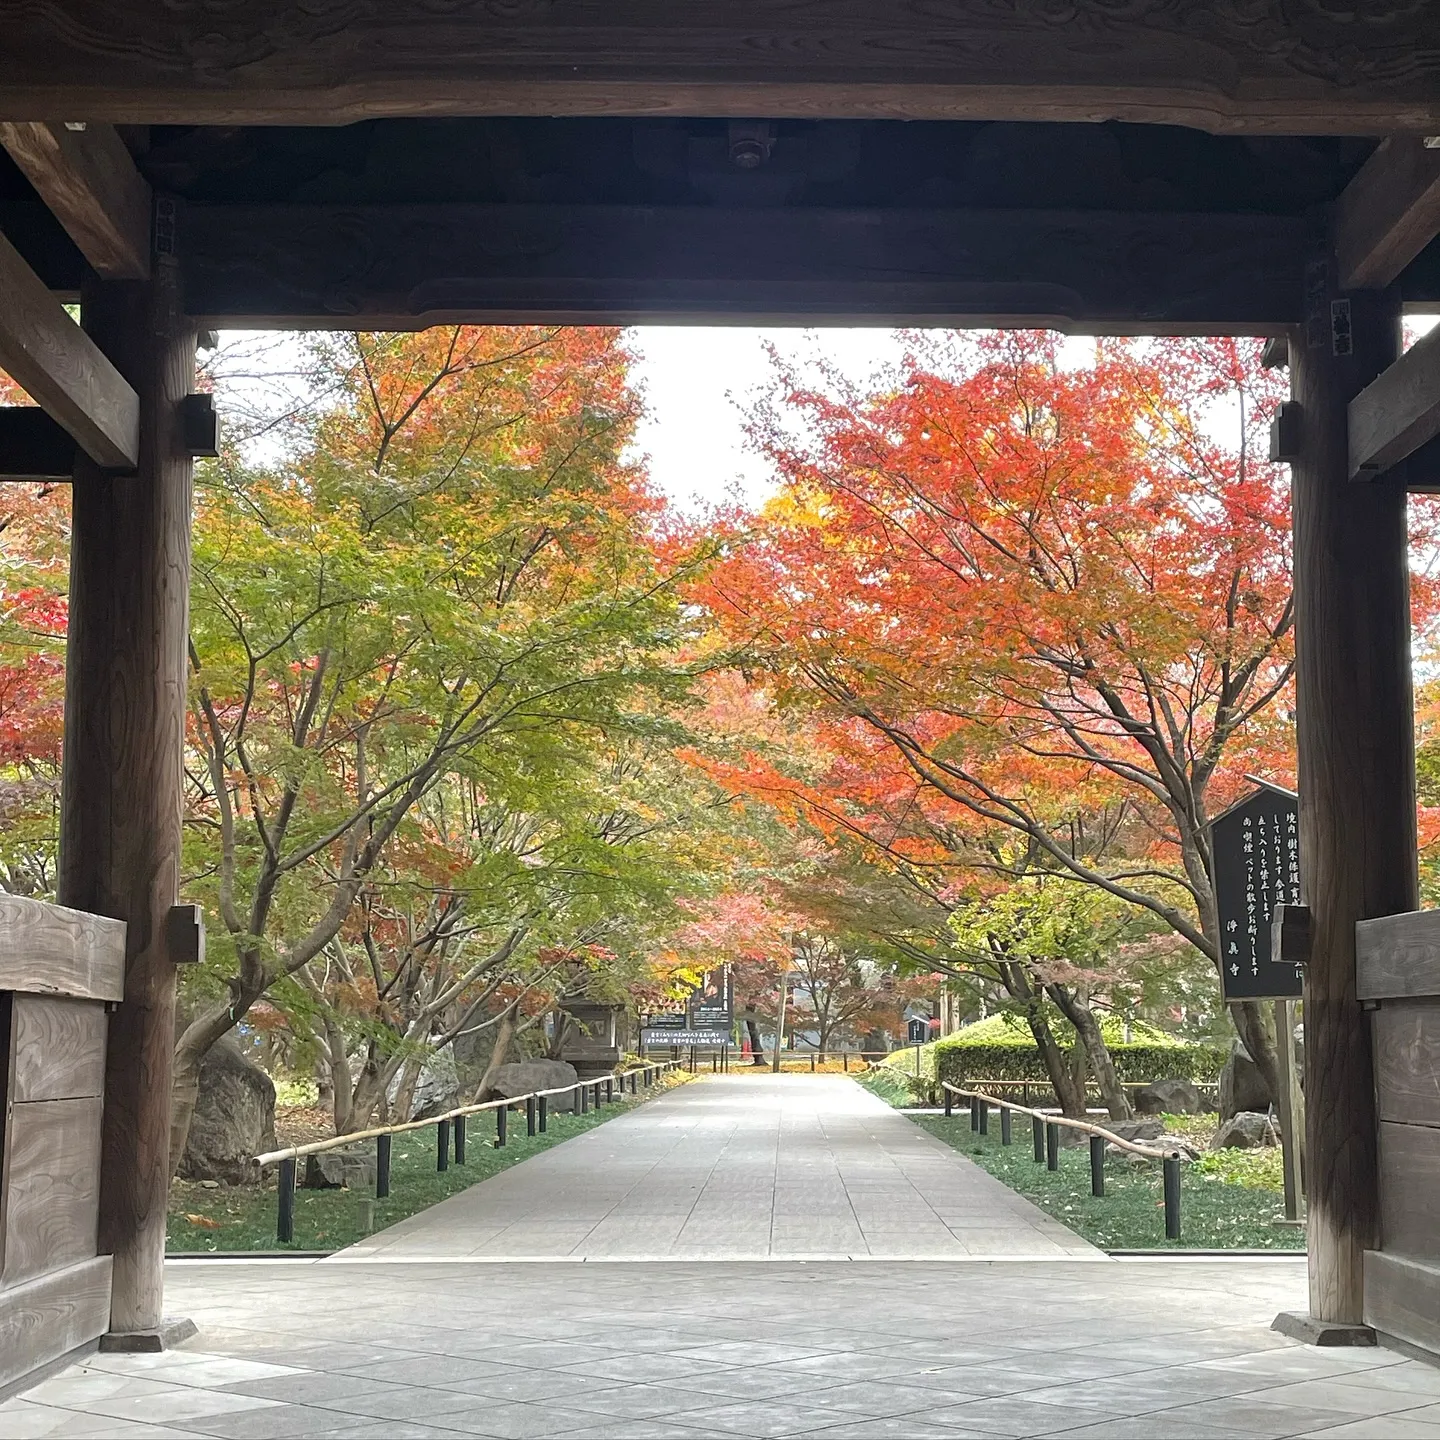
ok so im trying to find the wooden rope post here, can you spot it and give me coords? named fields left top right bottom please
left=1001, top=1108, right=1012, bottom=1146
left=376, top=1134, right=391, bottom=1198
left=436, top=1119, right=450, bottom=1172
left=1090, top=1135, right=1106, bottom=1197
left=538, top=1096, right=548, bottom=1132
left=1033, top=1115, right=1045, bottom=1163
left=1046, top=1122, right=1060, bottom=1171
left=495, top=1105, right=507, bottom=1148
left=276, top=1157, right=296, bottom=1244
left=453, top=1113, right=466, bottom=1165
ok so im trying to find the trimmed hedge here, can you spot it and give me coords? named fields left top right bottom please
left=931, top=1012, right=1224, bottom=1087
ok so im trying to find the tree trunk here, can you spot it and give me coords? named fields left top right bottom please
left=998, top=961, right=1086, bottom=1117
left=1048, top=982, right=1131, bottom=1120
left=744, top=1015, right=767, bottom=1066
left=1229, top=999, right=1280, bottom=1105
left=473, top=1005, right=519, bottom=1100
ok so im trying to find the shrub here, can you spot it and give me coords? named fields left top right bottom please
left=931, top=1012, right=1224, bottom=1087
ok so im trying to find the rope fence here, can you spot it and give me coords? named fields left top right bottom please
left=942, top=1082, right=1186, bottom=1242
left=253, top=1059, right=682, bottom=1243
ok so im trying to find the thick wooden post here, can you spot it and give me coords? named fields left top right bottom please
left=1290, top=279, right=1416, bottom=1328
left=58, top=242, right=195, bottom=1338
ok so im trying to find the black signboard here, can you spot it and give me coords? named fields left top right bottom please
left=688, top=965, right=733, bottom=1029
left=907, top=1017, right=930, bottom=1044
left=640, top=1028, right=731, bottom=1048
left=643, top=1011, right=687, bottom=1031
left=1210, top=781, right=1302, bottom=1001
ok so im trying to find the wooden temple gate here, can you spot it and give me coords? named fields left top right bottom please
left=3, top=0, right=1440, bottom=1383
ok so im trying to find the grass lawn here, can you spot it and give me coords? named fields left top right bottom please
left=912, top=1113, right=1304, bottom=1252
left=854, top=1070, right=1303, bottom=1251
left=168, top=1070, right=694, bottom=1255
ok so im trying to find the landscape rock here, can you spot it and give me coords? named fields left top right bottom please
left=488, top=1059, right=580, bottom=1113
left=1055, top=1117, right=1162, bottom=1148
left=304, top=1149, right=378, bottom=1190
left=1212, top=1110, right=1279, bottom=1149
left=1133, top=1078, right=1205, bottom=1116
left=409, top=1048, right=462, bottom=1120
left=1219, top=1042, right=1271, bottom=1119
left=179, top=1038, right=278, bottom=1186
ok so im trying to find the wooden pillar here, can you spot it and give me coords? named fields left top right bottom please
left=1291, top=279, right=1416, bottom=1327
left=57, top=244, right=195, bottom=1337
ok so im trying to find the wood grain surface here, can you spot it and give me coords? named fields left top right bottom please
left=12, top=996, right=107, bottom=1103
left=0, top=2, right=1438, bottom=130
left=2, top=1096, right=103, bottom=1287
left=0, top=1254, right=111, bottom=1391
left=181, top=202, right=1313, bottom=333
left=0, top=233, right=138, bottom=469
left=0, top=122, right=150, bottom=280
left=1358, top=909, right=1440, bottom=1001
left=1291, top=285, right=1416, bottom=1326
left=0, top=892, right=125, bottom=1003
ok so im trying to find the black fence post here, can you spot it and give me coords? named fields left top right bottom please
left=978, top=1099, right=988, bottom=1135
left=526, top=1095, right=537, bottom=1136
left=594, top=1081, right=603, bottom=1108
left=1089, top=1134, right=1106, bottom=1196
left=276, top=1157, right=296, bottom=1244
left=944, top=1087, right=953, bottom=1118
left=1032, top=1115, right=1045, bottom=1163
left=579, top=1083, right=588, bottom=1114
left=969, top=1095, right=980, bottom=1131
left=538, top=1095, right=548, bottom=1133
left=454, top=1114, right=466, bottom=1165
left=1164, top=1156, right=1182, bottom=1241
left=1045, top=1122, right=1059, bottom=1171
left=1001, top=1107, right=1012, bottom=1146
left=376, top=1134, right=391, bottom=1198
left=437, top=1119, right=450, bottom=1172
left=629, top=1070, right=637, bottom=1095
left=496, top=1105, right=507, bottom=1148
left=606, top=1077, right=614, bottom=1103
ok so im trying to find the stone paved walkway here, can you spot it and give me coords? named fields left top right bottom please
left=9, top=1075, right=1440, bottom=1438
left=341, top=1074, right=1099, bottom=1261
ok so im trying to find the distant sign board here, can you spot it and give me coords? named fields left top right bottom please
left=640, top=1028, right=731, bottom=1048
left=907, top=1017, right=929, bottom=1044
left=689, top=965, right=733, bottom=1028
left=1210, top=781, right=1303, bottom=1001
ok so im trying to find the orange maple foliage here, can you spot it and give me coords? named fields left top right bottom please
left=695, top=333, right=1422, bottom=1009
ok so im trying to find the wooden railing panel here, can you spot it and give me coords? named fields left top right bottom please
left=1378, top=1120, right=1440, bottom=1263
left=0, top=893, right=125, bottom=1003
left=12, top=997, right=107, bottom=1104
left=0, top=1255, right=111, bottom=1391
left=2, top=1095, right=103, bottom=1287
left=1372, top=1001, right=1440, bottom=1128
left=1356, top=909, right=1440, bottom=1001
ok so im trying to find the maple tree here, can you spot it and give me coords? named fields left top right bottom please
left=696, top=331, right=1357, bottom=1099
left=173, top=324, right=707, bottom=1158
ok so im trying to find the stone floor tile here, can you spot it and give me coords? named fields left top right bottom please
left=1242, top=1380, right=1440, bottom=1418
left=413, top=1402, right=622, bottom=1438
left=658, top=1400, right=851, bottom=1437
left=0, top=1400, right=202, bottom=1439
left=1162, top=1396, right=1378, bottom=1436
left=1292, top=1420, right=1440, bottom=1440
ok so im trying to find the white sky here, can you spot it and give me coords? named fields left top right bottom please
left=214, top=326, right=1102, bottom=516
left=623, top=327, right=1101, bottom=515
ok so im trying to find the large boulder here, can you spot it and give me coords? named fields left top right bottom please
left=1212, top=1111, right=1279, bottom=1149
left=1133, top=1078, right=1205, bottom=1116
left=488, top=1059, right=580, bottom=1113
left=409, top=1048, right=462, bottom=1120
left=304, top=1149, right=377, bottom=1190
left=179, top=1038, right=278, bottom=1185
left=1219, top=1042, right=1271, bottom=1120
left=1057, top=1117, right=1164, bottom=1149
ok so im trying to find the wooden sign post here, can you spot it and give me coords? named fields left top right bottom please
left=1210, top=782, right=1305, bottom=1222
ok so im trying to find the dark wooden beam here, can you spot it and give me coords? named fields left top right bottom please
left=1349, top=324, right=1440, bottom=478
left=0, top=231, right=138, bottom=468
left=1291, top=286, right=1417, bottom=1327
left=0, top=123, right=150, bottom=280
left=1336, top=137, right=1440, bottom=292
left=0, top=406, right=77, bottom=480
left=181, top=203, right=1313, bottom=332
left=59, top=259, right=195, bottom=1339
left=1, top=3, right=1439, bottom=131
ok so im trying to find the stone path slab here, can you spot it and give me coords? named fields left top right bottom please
left=338, top=1074, right=1099, bottom=1262
left=8, top=1257, right=1440, bottom=1438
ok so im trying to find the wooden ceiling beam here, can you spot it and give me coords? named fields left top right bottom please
left=1350, top=324, right=1440, bottom=477
left=1335, top=137, right=1440, bottom=292
left=0, top=122, right=150, bottom=279
left=180, top=202, right=1312, bottom=332
left=1, top=3, right=1439, bottom=131
left=0, top=231, right=138, bottom=468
